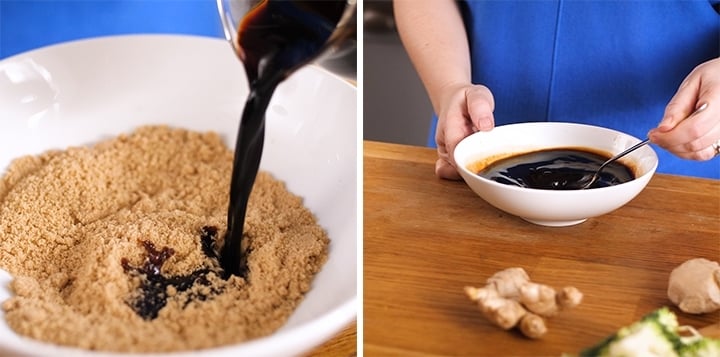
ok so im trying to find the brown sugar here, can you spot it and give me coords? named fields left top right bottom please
left=0, top=126, right=329, bottom=352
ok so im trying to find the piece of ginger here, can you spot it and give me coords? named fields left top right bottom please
left=519, top=282, right=558, bottom=316
left=519, top=312, right=547, bottom=339
left=465, top=267, right=582, bottom=339
left=479, top=296, right=527, bottom=330
left=486, top=267, right=530, bottom=299
left=668, top=258, right=720, bottom=314
left=557, top=286, right=583, bottom=309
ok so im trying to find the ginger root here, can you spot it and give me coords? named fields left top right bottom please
left=479, top=296, right=527, bottom=330
left=557, top=286, right=583, bottom=309
left=464, top=267, right=582, bottom=339
left=486, top=267, right=530, bottom=299
left=519, top=312, right=547, bottom=339
left=667, top=258, right=720, bottom=314
left=519, top=282, right=559, bottom=316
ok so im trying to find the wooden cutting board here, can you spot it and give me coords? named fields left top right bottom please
left=700, top=322, right=720, bottom=338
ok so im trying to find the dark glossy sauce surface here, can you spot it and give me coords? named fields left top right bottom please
left=221, top=1, right=346, bottom=277
left=121, top=226, right=223, bottom=320
left=475, top=148, right=635, bottom=190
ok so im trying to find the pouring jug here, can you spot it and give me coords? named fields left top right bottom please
left=216, top=0, right=357, bottom=80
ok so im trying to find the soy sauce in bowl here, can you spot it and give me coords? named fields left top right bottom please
left=473, top=148, right=635, bottom=190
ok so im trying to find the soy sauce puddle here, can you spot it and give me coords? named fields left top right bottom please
left=476, top=148, right=635, bottom=190
left=121, top=226, right=223, bottom=320
left=121, top=1, right=347, bottom=320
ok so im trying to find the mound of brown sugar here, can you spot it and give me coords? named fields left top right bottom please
left=0, top=126, right=329, bottom=352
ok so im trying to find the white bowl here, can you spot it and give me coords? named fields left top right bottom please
left=0, top=35, right=356, bottom=356
left=454, top=122, right=658, bottom=227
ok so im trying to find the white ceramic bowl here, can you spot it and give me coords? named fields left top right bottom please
left=454, top=122, right=658, bottom=227
left=0, top=35, right=356, bottom=356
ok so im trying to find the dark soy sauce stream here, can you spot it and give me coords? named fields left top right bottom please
left=220, top=1, right=347, bottom=277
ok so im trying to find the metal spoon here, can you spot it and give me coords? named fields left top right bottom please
left=577, top=138, right=650, bottom=189
left=578, top=102, right=708, bottom=189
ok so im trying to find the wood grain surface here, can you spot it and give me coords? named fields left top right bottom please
left=363, top=141, right=720, bottom=356
left=305, top=322, right=357, bottom=356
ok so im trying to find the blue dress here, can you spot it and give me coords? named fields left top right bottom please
left=429, top=0, right=720, bottom=178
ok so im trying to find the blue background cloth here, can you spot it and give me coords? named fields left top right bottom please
left=429, top=0, right=720, bottom=179
left=0, top=0, right=224, bottom=59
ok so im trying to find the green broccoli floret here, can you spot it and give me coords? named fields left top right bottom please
left=580, top=319, right=678, bottom=356
left=680, top=338, right=720, bottom=357
left=577, top=307, right=720, bottom=357
left=579, top=307, right=683, bottom=357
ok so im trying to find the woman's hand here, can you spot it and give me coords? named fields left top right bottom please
left=434, top=83, right=495, bottom=180
left=649, top=58, right=720, bottom=160
left=395, top=0, right=484, bottom=179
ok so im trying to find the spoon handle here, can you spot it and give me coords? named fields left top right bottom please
left=599, top=102, right=709, bottom=172
left=583, top=103, right=709, bottom=189
left=597, top=138, right=650, bottom=172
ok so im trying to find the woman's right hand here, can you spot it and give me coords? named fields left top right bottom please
left=395, top=0, right=483, bottom=179
left=434, top=83, right=496, bottom=180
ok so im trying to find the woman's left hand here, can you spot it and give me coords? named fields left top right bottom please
left=648, top=57, right=720, bottom=160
